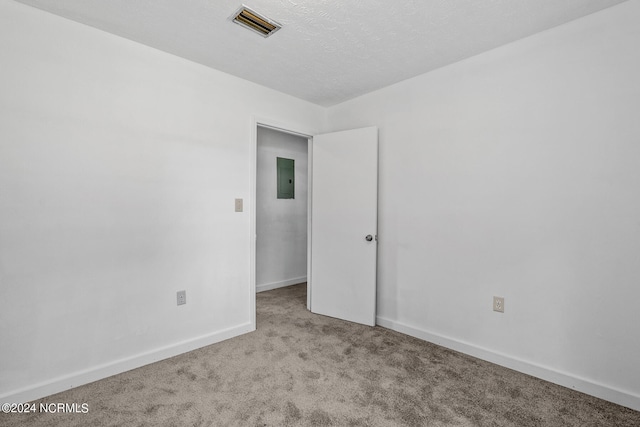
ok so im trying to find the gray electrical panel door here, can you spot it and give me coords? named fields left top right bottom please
left=277, top=157, right=294, bottom=199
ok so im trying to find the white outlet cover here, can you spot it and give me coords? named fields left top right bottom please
left=493, top=296, right=504, bottom=313
left=177, top=290, right=186, bottom=306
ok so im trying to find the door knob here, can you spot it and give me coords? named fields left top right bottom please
left=365, top=235, right=373, bottom=242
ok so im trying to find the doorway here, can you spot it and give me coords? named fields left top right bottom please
left=251, top=121, right=378, bottom=329
left=255, top=125, right=310, bottom=302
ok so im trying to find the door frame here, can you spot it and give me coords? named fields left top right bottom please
left=250, top=116, right=316, bottom=329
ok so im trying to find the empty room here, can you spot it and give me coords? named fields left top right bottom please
left=1, top=0, right=639, bottom=425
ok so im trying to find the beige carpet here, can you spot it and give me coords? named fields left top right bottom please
left=1, top=284, right=639, bottom=426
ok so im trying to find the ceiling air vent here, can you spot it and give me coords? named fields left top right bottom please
left=231, top=5, right=282, bottom=38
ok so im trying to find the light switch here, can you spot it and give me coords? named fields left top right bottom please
left=235, top=198, right=243, bottom=212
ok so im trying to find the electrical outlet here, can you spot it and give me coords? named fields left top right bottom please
left=235, top=198, right=243, bottom=212
left=493, top=296, right=504, bottom=313
left=177, top=290, right=186, bottom=306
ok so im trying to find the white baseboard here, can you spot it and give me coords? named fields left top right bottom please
left=1, top=322, right=254, bottom=404
left=256, top=276, right=306, bottom=293
left=376, top=316, right=640, bottom=412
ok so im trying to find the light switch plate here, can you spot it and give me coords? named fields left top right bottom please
left=235, top=198, right=243, bottom=212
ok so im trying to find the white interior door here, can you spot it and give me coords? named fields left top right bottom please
left=310, top=126, right=378, bottom=326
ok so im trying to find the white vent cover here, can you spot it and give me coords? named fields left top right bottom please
left=230, top=5, right=282, bottom=38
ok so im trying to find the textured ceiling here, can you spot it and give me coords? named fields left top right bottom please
left=15, top=0, right=628, bottom=106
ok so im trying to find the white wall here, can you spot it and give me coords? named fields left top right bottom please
left=256, top=127, right=308, bottom=292
left=327, top=1, right=640, bottom=410
left=0, top=0, right=324, bottom=402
